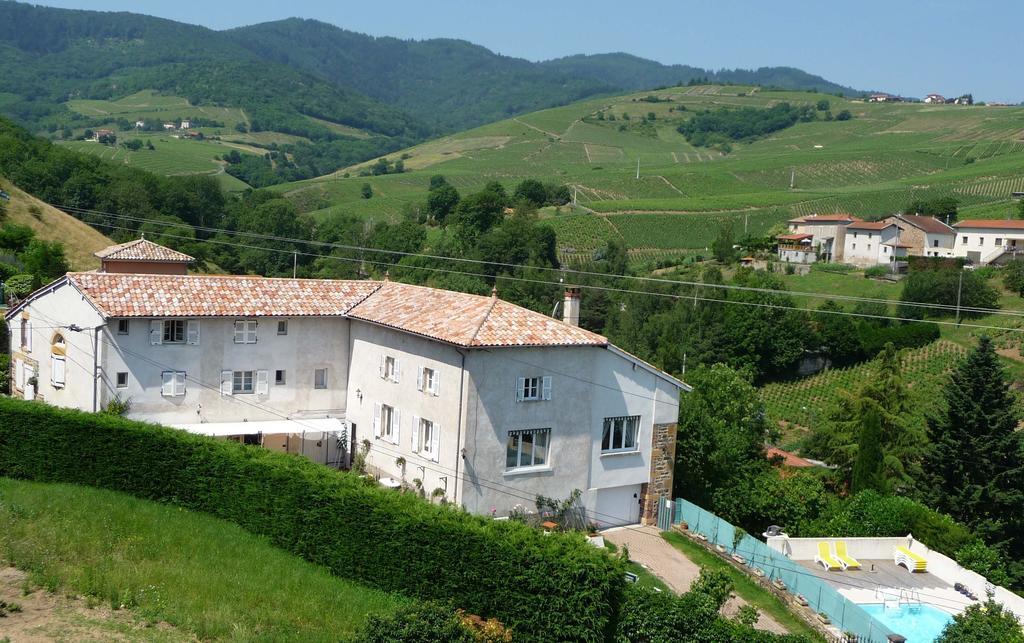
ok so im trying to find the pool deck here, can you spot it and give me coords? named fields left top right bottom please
left=797, top=559, right=973, bottom=614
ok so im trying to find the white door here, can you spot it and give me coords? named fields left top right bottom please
left=594, top=485, right=642, bottom=527
left=23, top=365, right=36, bottom=400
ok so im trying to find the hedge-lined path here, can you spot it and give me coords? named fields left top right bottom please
left=602, top=525, right=789, bottom=635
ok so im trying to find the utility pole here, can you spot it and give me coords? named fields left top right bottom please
left=636, top=158, right=640, bottom=180
left=955, top=267, right=964, bottom=325
left=293, top=251, right=298, bottom=279
left=790, top=167, right=796, bottom=189
left=573, top=186, right=577, bottom=206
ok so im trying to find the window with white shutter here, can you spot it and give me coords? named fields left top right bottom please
left=162, top=320, right=186, bottom=343
left=220, top=370, right=233, bottom=395
left=233, top=320, right=257, bottom=344
left=255, top=370, right=269, bottom=395
left=232, top=370, right=255, bottom=394
left=150, top=320, right=163, bottom=345
left=50, top=355, right=66, bottom=388
left=516, top=376, right=542, bottom=402
left=419, top=367, right=439, bottom=396
left=414, top=418, right=438, bottom=461
left=541, top=376, right=552, bottom=401
left=373, top=403, right=382, bottom=438
left=161, top=371, right=186, bottom=397
left=411, top=415, right=420, bottom=452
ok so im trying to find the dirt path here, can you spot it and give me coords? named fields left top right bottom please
left=0, top=566, right=188, bottom=642
left=512, top=117, right=561, bottom=139
left=602, top=526, right=789, bottom=635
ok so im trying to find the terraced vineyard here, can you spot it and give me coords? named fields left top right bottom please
left=272, top=85, right=1024, bottom=265
left=761, top=341, right=968, bottom=434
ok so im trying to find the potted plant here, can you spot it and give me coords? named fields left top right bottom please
left=772, top=578, right=786, bottom=590
left=794, top=595, right=809, bottom=607
left=730, top=528, right=747, bottom=564
left=816, top=612, right=831, bottom=625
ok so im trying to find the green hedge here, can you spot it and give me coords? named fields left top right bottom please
left=0, top=398, right=624, bottom=641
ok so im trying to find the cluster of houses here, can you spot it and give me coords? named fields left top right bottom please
left=867, top=92, right=973, bottom=105
left=778, top=213, right=1024, bottom=268
left=5, top=238, right=686, bottom=528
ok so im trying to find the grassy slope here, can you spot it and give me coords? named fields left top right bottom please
left=275, top=86, right=1024, bottom=264
left=1, top=176, right=113, bottom=270
left=661, top=532, right=823, bottom=641
left=0, top=477, right=402, bottom=641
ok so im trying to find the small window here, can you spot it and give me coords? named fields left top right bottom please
left=996, top=238, right=1003, bottom=246
left=962, top=236, right=968, bottom=244
left=852, top=243, right=856, bottom=250
left=381, top=404, right=395, bottom=440
left=314, top=368, right=328, bottom=389
left=933, top=239, right=939, bottom=248
left=867, top=244, right=872, bottom=251
left=234, top=320, right=258, bottom=344
left=116, top=372, right=129, bottom=388
left=232, top=370, right=254, bottom=394
left=275, top=369, right=286, bottom=385
left=161, top=371, right=186, bottom=397
left=979, top=237, right=984, bottom=246
left=277, top=320, right=288, bottom=335
left=419, top=366, right=439, bottom=395
left=20, top=318, right=30, bottom=351
left=163, top=320, right=185, bottom=343
left=868, top=233, right=873, bottom=239
left=516, top=376, right=553, bottom=402
left=506, top=428, right=550, bottom=469
left=417, top=418, right=435, bottom=455
left=521, top=376, right=540, bottom=401
left=382, top=356, right=397, bottom=382
left=117, top=319, right=130, bottom=335
left=602, top=416, right=640, bottom=453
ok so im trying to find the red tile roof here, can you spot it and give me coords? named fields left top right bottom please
left=94, top=238, right=195, bottom=263
left=766, top=447, right=814, bottom=468
left=347, top=281, right=606, bottom=347
left=847, top=220, right=897, bottom=231
left=952, top=219, right=1024, bottom=230
left=66, top=273, right=608, bottom=348
left=777, top=233, right=813, bottom=241
left=895, top=215, right=954, bottom=234
left=68, top=273, right=379, bottom=318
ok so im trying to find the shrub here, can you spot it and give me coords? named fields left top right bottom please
left=354, top=601, right=476, bottom=643
left=863, top=265, right=889, bottom=278
left=0, top=398, right=623, bottom=641
left=857, top=322, right=939, bottom=357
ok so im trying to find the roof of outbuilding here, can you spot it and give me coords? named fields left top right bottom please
left=847, top=220, right=898, bottom=231
left=895, top=215, right=955, bottom=234
left=952, top=219, right=1024, bottom=230
left=787, top=214, right=862, bottom=224
left=94, top=238, right=195, bottom=263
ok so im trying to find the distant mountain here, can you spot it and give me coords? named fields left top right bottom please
left=539, top=53, right=860, bottom=96
left=226, top=19, right=615, bottom=133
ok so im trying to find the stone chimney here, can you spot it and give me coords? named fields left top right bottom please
left=563, top=287, right=580, bottom=327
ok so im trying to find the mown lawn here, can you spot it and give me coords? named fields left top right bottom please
left=0, top=478, right=403, bottom=642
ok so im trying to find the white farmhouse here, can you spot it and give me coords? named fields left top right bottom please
left=841, top=220, right=909, bottom=268
left=5, top=241, right=686, bottom=528
left=951, top=219, right=1024, bottom=265
left=786, top=213, right=861, bottom=262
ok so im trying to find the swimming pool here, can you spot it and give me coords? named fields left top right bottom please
left=861, top=603, right=954, bottom=642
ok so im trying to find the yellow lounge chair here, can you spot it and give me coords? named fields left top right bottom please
left=834, top=541, right=861, bottom=570
left=815, top=541, right=842, bottom=571
left=894, top=546, right=927, bottom=572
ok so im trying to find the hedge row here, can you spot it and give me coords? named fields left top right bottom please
left=0, top=398, right=624, bottom=641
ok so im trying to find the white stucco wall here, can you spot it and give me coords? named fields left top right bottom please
left=345, top=320, right=467, bottom=501
left=461, top=345, right=680, bottom=526
left=924, top=232, right=956, bottom=257
left=952, top=227, right=1024, bottom=264
left=843, top=227, right=901, bottom=267
left=6, top=281, right=104, bottom=409
left=779, top=248, right=816, bottom=264
left=101, top=317, right=351, bottom=424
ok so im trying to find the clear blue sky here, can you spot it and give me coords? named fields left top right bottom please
left=36, top=0, right=1024, bottom=102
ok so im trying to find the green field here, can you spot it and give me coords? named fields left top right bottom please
left=0, top=477, right=401, bottom=641
left=67, top=90, right=249, bottom=131
left=60, top=135, right=253, bottom=191
left=272, top=86, right=1024, bottom=263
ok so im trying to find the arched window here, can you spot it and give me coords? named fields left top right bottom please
left=51, top=333, right=67, bottom=388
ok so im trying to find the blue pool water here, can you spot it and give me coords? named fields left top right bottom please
left=861, top=603, right=954, bottom=642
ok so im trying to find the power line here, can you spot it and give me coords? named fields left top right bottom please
left=48, top=202, right=1024, bottom=318
left=58, top=219, right=1024, bottom=337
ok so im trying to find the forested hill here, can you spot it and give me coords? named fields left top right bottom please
left=0, top=2, right=428, bottom=141
left=540, top=54, right=860, bottom=97
left=228, top=19, right=863, bottom=132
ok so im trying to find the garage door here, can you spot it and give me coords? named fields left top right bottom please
left=594, top=485, right=642, bottom=527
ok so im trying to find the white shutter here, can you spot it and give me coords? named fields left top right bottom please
left=416, top=367, right=424, bottom=392
left=516, top=377, right=525, bottom=402
left=161, top=371, right=175, bottom=396
left=393, top=408, right=402, bottom=445
left=411, top=415, right=420, bottom=452
left=430, top=423, right=440, bottom=462
left=379, top=355, right=386, bottom=378
left=186, top=320, right=200, bottom=345
left=431, top=371, right=440, bottom=396
left=233, top=321, right=244, bottom=344
left=26, top=321, right=32, bottom=352
left=256, top=370, right=269, bottom=395
left=393, top=359, right=401, bottom=383
left=51, top=355, right=66, bottom=387
left=150, top=320, right=162, bottom=345
left=220, top=370, right=233, bottom=396
left=174, top=371, right=187, bottom=396
left=542, top=376, right=552, bottom=401
left=373, top=403, right=382, bottom=438
left=15, top=359, right=24, bottom=389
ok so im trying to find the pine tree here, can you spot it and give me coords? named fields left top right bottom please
left=852, top=406, right=886, bottom=493
left=926, top=336, right=1024, bottom=565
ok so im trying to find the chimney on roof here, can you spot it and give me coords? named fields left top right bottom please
left=563, top=287, right=580, bottom=327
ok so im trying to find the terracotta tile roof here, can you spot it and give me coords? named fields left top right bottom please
left=766, top=447, right=814, bottom=468
left=847, top=220, right=897, bottom=231
left=94, top=238, right=195, bottom=263
left=788, top=214, right=862, bottom=224
left=348, top=281, right=607, bottom=347
left=952, top=219, right=1024, bottom=230
left=68, top=273, right=380, bottom=318
left=65, top=273, right=608, bottom=348
left=777, top=233, right=813, bottom=241
left=896, top=215, right=954, bottom=234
